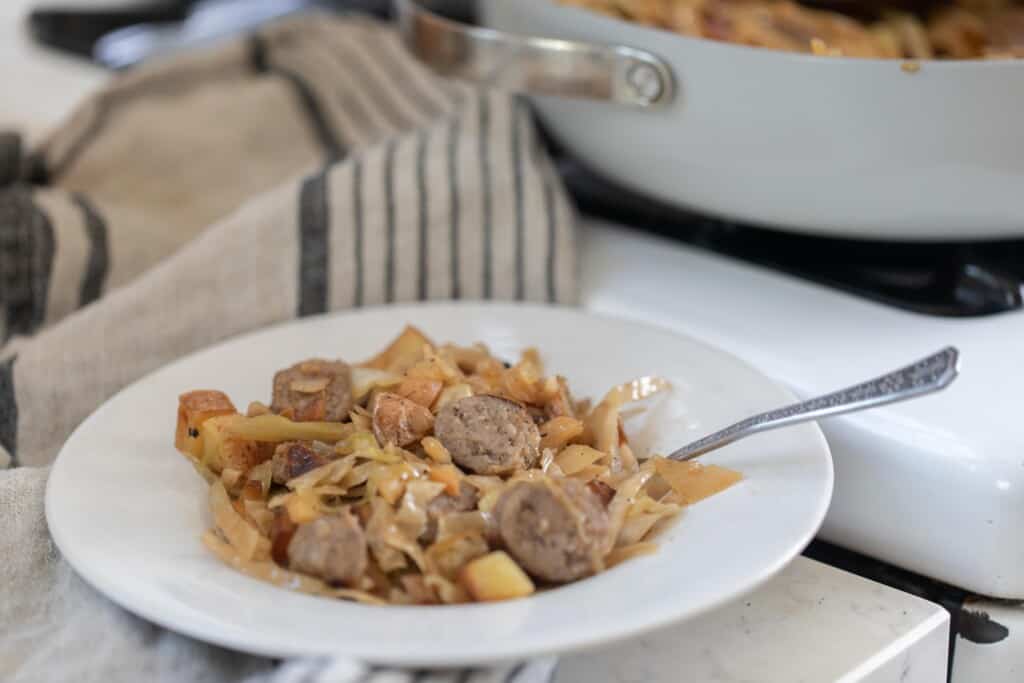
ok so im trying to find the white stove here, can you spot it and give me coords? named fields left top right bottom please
left=579, top=215, right=1024, bottom=682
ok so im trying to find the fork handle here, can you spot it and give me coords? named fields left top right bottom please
left=668, top=347, right=960, bottom=462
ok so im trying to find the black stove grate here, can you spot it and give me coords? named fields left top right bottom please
left=558, top=159, right=1024, bottom=318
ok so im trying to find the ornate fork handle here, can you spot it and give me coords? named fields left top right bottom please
left=669, top=347, right=960, bottom=462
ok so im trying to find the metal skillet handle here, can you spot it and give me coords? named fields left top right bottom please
left=395, top=0, right=675, bottom=107
left=669, top=346, right=960, bottom=461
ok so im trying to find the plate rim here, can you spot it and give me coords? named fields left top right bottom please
left=45, top=301, right=834, bottom=666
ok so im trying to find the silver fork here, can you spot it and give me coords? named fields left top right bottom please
left=669, top=347, right=960, bottom=462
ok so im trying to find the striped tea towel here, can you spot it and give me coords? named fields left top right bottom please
left=0, top=12, right=574, bottom=683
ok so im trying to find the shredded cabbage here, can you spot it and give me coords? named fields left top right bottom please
left=177, top=327, right=734, bottom=607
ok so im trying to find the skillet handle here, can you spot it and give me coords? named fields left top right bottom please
left=395, top=0, right=675, bottom=108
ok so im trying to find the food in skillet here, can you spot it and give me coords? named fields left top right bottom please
left=561, top=0, right=1024, bottom=59
left=174, top=326, right=741, bottom=605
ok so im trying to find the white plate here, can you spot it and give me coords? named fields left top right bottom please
left=46, top=303, right=833, bottom=667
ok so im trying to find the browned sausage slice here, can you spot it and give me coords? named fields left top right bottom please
left=286, top=508, right=367, bottom=586
left=434, top=395, right=540, bottom=475
left=272, top=359, right=352, bottom=422
left=494, top=476, right=609, bottom=583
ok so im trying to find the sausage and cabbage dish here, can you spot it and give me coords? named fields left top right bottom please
left=562, top=0, right=1024, bottom=59
left=174, top=326, right=741, bottom=605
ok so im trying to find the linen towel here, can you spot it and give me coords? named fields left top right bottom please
left=0, top=12, right=575, bottom=683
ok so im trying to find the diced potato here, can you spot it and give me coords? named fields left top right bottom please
left=361, top=326, right=434, bottom=373
left=429, top=464, right=463, bottom=496
left=653, top=457, right=742, bottom=504
left=459, top=551, right=535, bottom=602
left=175, top=390, right=236, bottom=459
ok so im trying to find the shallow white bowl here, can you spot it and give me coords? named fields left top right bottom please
left=46, top=303, right=832, bottom=666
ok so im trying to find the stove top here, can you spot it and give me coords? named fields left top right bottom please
left=560, top=159, right=1024, bottom=318
left=579, top=202, right=1024, bottom=599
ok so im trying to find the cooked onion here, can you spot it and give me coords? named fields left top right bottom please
left=177, top=327, right=737, bottom=607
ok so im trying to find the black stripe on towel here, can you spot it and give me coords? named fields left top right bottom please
left=384, top=139, right=398, bottom=303
left=352, top=158, right=365, bottom=308
left=512, top=101, right=525, bottom=300
left=1, top=189, right=56, bottom=338
left=543, top=180, right=557, bottom=303
left=447, top=113, right=461, bottom=300
left=416, top=131, right=429, bottom=300
left=72, top=193, right=109, bottom=307
left=0, top=355, right=16, bottom=467
left=478, top=94, right=493, bottom=299
left=251, top=34, right=345, bottom=163
left=0, top=133, right=21, bottom=187
left=503, top=663, right=526, bottom=683
left=248, top=33, right=269, bottom=72
left=297, top=167, right=330, bottom=316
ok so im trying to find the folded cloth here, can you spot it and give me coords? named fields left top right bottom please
left=0, top=13, right=575, bottom=682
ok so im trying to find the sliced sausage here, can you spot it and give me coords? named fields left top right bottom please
left=271, top=441, right=329, bottom=485
left=372, top=392, right=434, bottom=447
left=272, top=359, right=352, bottom=422
left=494, top=476, right=609, bottom=583
left=286, top=508, right=367, bottom=586
left=434, top=395, right=541, bottom=475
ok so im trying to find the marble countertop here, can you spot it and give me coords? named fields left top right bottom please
left=0, top=3, right=950, bottom=680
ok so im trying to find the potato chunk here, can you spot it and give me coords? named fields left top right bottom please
left=459, top=551, right=536, bottom=602
left=175, top=390, right=236, bottom=459
left=361, top=326, right=434, bottom=373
